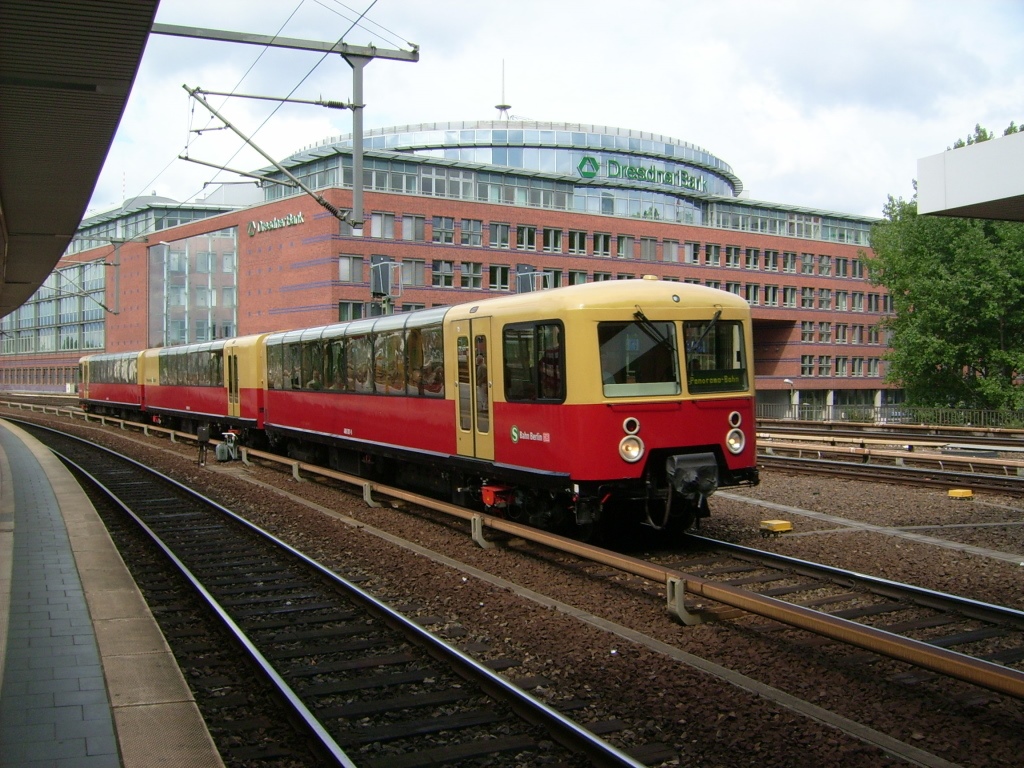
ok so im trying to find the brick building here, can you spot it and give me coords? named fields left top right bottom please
left=0, top=120, right=898, bottom=415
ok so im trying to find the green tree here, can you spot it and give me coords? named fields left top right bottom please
left=868, top=188, right=1024, bottom=409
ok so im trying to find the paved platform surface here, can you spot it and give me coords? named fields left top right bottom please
left=0, top=419, right=223, bottom=767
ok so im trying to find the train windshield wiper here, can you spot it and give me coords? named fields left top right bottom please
left=632, top=306, right=674, bottom=352
left=689, top=308, right=722, bottom=353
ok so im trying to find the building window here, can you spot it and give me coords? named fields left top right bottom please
left=726, top=282, right=742, bottom=296
left=567, top=230, right=587, bottom=254
left=372, top=212, right=395, bottom=238
left=818, top=289, right=832, bottom=310
left=835, top=291, right=848, bottom=311
left=801, top=287, right=815, bottom=308
left=745, top=248, right=759, bottom=269
left=801, top=355, right=814, bottom=376
left=869, top=325, right=880, bottom=344
left=801, top=253, right=815, bottom=274
left=616, top=235, right=634, bottom=258
left=594, top=233, right=611, bottom=257
left=764, top=285, right=779, bottom=306
left=662, top=240, right=679, bottom=263
left=818, top=356, right=832, bottom=376
left=338, top=301, right=363, bottom=321
left=542, top=268, right=563, bottom=288
left=339, top=255, right=363, bottom=283
left=402, top=215, right=425, bottom=241
left=461, top=219, right=482, bottom=246
left=818, top=255, right=832, bottom=276
left=432, top=260, right=454, bottom=287
left=516, top=225, right=536, bottom=250
left=835, top=357, right=848, bottom=376
left=783, top=286, right=797, bottom=308
left=852, top=325, right=864, bottom=344
left=868, top=358, right=879, bottom=376
left=835, top=257, right=849, bottom=277
left=593, top=271, right=612, bottom=282
left=684, top=242, right=701, bottom=265
left=402, top=259, right=426, bottom=287
left=617, top=272, right=636, bottom=280
left=705, top=280, right=720, bottom=289
left=725, top=246, right=741, bottom=268
left=705, top=244, right=721, bottom=266
left=745, top=284, right=759, bottom=305
left=764, top=250, right=779, bottom=271
left=852, top=260, right=864, bottom=279
left=639, top=237, right=657, bottom=261
left=489, top=223, right=510, bottom=249
left=432, top=216, right=455, bottom=244
left=489, top=264, right=511, bottom=290
left=818, top=322, right=831, bottom=342
left=801, top=321, right=815, bottom=342
left=852, top=357, right=864, bottom=376
left=835, top=324, right=848, bottom=343
left=543, top=227, right=563, bottom=253
left=782, top=252, right=797, bottom=273
left=852, top=292, right=865, bottom=312
left=461, top=262, right=483, bottom=289
left=568, top=270, right=588, bottom=285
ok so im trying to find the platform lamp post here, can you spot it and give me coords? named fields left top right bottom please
left=783, top=378, right=796, bottom=420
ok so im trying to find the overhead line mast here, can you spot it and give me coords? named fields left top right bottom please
left=152, top=23, right=419, bottom=232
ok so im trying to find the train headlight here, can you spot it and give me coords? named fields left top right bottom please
left=725, top=428, right=746, bottom=455
left=619, top=435, right=645, bottom=463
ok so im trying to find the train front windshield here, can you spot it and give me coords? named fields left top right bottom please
left=683, top=318, right=748, bottom=393
left=599, top=317, right=749, bottom=397
left=599, top=321, right=680, bottom=397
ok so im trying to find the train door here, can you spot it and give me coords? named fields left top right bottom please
left=226, top=348, right=240, bottom=418
left=454, top=317, right=494, bottom=461
left=79, top=361, right=89, bottom=400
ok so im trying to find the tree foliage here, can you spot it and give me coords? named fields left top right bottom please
left=868, top=195, right=1024, bottom=409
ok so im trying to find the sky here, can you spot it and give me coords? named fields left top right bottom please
left=87, top=0, right=1024, bottom=220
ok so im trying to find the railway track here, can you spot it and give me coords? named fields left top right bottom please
left=12, top=406, right=1024, bottom=704
left=670, top=536, right=1024, bottom=699
left=21, top=422, right=652, bottom=768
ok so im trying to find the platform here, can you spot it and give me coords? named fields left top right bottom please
left=0, top=419, right=223, bottom=767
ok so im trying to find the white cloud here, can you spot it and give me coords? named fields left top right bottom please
left=88, top=0, right=1024, bottom=219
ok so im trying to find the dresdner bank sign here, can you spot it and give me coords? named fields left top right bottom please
left=577, top=156, right=707, bottom=193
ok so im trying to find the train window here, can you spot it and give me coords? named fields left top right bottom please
left=285, top=343, right=302, bottom=390
left=503, top=322, right=565, bottom=402
left=376, top=329, right=405, bottom=394
left=412, top=324, right=444, bottom=397
left=326, top=339, right=346, bottom=390
left=347, top=335, right=374, bottom=393
left=683, top=319, right=748, bottom=393
left=302, top=340, right=324, bottom=390
left=457, top=336, right=472, bottom=429
left=267, top=343, right=283, bottom=389
left=599, top=320, right=680, bottom=398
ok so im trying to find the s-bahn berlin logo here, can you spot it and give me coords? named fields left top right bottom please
left=510, top=425, right=550, bottom=444
left=247, top=212, right=305, bottom=237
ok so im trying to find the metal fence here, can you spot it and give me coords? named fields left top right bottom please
left=756, top=403, right=1024, bottom=429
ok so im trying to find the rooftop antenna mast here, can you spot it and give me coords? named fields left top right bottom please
left=495, top=60, right=511, bottom=120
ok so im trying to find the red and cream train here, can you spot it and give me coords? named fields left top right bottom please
left=79, top=277, right=759, bottom=536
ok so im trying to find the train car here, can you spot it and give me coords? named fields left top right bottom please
left=78, top=350, right=146, bottom=419
left=140, top=334, right=267, bottom=435
left=259, top=277, right=758, bottom=536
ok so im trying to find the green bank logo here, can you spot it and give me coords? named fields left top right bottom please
left=577, top=156, right=599, bottom=179
left=576, top=155, right=708, bottom=193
